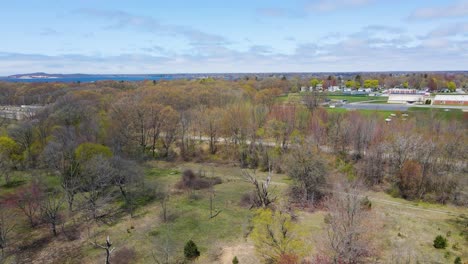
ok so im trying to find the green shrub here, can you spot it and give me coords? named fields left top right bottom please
left=360, top=196, right=372, bottom=210
left=454, top=257, right=462, bottom=264
left=433, top=235, right=448, bottom=249
left=184, top=240, right=200, bottom=259
left=232, top=256, right=239, bottom=264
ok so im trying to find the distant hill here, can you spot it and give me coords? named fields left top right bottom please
left=7, top=72, right=93, bottom=79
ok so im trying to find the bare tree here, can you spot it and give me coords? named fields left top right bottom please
left=286, top=145, right=327, bottom=206
left=160, top=106, right=179, bottom=158
left=147, top=104, right=163, bottom=158
left=324, top=182, right=377, bottom=263
left=242, top=168, right=275, bottom=208
left=92, top=236, right=115, bottom=264
left=8, top=121, right=35, bottom=167
left=0, top=153, right=14, bottom=186
left=40, top=191, right=64, bottom=236
left=209, top=170, right=221, bottom=219
left=151, top=225, right=177, bottom=264
left=109, top=156, right=143, bottom=217
left=384, top=134, right=422, bottom=174
left=16, top=181, right=43, bottom=227
left=303, top=91, right=323, bottom=111
left=203, top=107, right=223, bottom=154
left=0, top=205, right=15, bottom=258
left=80, top=156, right=113, bottom=220
left=42, top=126, right=80, bottom=212
left=358, top=144, right=385, bottom=185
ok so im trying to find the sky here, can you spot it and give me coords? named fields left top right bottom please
left=0, top=0, right=467, bottom=75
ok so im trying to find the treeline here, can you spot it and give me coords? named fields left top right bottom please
left=1, top=79, right=466, bottom=203
left=1, top=72, right=467, bottom=105
left=0, top=78, right=466, bottom=262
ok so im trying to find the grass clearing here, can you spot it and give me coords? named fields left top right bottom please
left=369, top=191, right=468, bottom=263
left=408, top=107, right=465, bottom=121
left=3, top=161, right=467, bottom=263
left=326, top=95, right=387, bottom=103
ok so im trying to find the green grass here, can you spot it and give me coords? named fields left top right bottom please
left=276, top=93, right=387, bottom=104
left=4, top=160, right=467, bottom=263
left=80, top=162, right=289, bottom=263
left=367, top=192, right=468, bottom=262
left=407, top=107, right=465, bottom=121
left=325, top=107, right=396, bottom=118
left=326, top=95, right=387, bottom=103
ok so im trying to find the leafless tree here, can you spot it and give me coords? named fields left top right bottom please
left=0, top=205, right=15, bottom=258
left=324, top=182, right=377, bottom=263
left=160, top=106, right=179, bottom=158
left=204, top=108, right=223, bottom=155
left=92, top=236, right=115, bottom=264
left=8, top=121, right=35, bottom=167
left=384, top=134, right=422, bottom=174
left=358, top=144, right=385, bottom=185
left=147, top=104, right=163, bottom=158
left=286, top=145, right=327, bottom=205
left=209, top=170, right=221, bottom=219
left=16, top=181, right=43, bottom=227
left=179, top=110, right=194, bottom=158
left=80, top=156, right=113, bottom=220
left=42, top=126, right=80, bottom=212
left=40, top=191, right=64, bottom=236
left=109, top=156, right=143, bottom=217
left=151, top=225, right=177, bottom=264
left=303, top=91, right=323, bottom=111
left=0, top=153, right=13, bottom=186
left=327, top=113, right=347, bottom=154
left=242, top=168, right=275, bottom=208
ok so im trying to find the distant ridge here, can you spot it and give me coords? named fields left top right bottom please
left=7, top=72, right=97, bottom=79
left=2, top=71, right=467, bottom=83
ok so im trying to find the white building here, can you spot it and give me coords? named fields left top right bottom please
left=433, top=95, right=468, bottom=106
left=387, top=94, right=426, bottom=104
left=327, top=86, right=340, bottom=92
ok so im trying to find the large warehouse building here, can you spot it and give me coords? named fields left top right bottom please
left=432, top=95, right=468, bottom=106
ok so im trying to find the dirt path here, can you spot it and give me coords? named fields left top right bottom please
left=219, top=243, right=257, bottom=264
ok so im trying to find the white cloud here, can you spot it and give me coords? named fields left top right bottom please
left=425, top=22, right=468, bottom=38
left=409, top=0, right=468, bottom=20
left=306, top=0, right=374, bottom=12
left=76, top=9, right=229, bottom=46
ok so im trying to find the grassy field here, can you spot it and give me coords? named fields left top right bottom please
left=325, top=107, right=398, bottom=118
left=325, top=94, right=387, bottom=103
left=79, top=161, right=291, bottom=263
left=408, top=107, right=466, bottom=121
left=84, top=162, right=467, bottom=263
left=324, top=106, right=466, bottom=121
left=276, top=93, right=387, bottom=104
left=2, top=161, right=467, bottom=263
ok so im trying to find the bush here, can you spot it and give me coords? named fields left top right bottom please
left=433, top=235, right=448, bottom=249
left=360, top=196, right=372, bottom=210
left=176, top=169, right=222, bottom=190
left=184, top=240, right=200, bottom=259
left=277, top=253, right=299, bottom=264
left=232, top=256, right=239, bottom=264
left=454, top=257, right=462, bottom=264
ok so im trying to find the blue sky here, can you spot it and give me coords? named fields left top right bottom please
left=0, top=0, right=467, bottom=75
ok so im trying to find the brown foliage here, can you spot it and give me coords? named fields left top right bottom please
left=176, top=169, right=222, bottom=190
left=398, top=160, right=423, bottom=199
left=277, top=253, right=300, bottom=264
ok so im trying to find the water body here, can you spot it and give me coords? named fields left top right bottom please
left=0, top=75, right=178, bottom=83
left=342, top=103, right=410, bottom=111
